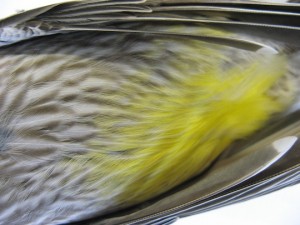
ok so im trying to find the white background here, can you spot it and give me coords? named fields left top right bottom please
left=1, top=1, right=300, bottom=224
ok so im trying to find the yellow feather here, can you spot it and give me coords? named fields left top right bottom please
left=71, top=31, right=290, bottom=207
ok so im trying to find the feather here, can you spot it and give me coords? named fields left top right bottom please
left=0, top=1, right=299, bottom=224
left=1, top=0, right=300, bottom=48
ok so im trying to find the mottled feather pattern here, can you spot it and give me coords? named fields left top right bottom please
left=0, top=31, right=214, bottom=223
left=0, top=29, right=296, bottom=224
left=0, top=0, right=299, bottom=224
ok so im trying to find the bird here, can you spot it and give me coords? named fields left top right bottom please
left=0, top=0, right=299, bottom=224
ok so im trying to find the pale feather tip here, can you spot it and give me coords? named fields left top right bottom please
left=272, top=136, right=298, bottom=154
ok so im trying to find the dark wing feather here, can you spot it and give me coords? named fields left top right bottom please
left=0, top=0, right=299, bottom=49
left=0, top=4, right=59, bottom=26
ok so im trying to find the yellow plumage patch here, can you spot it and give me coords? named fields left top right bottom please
left=71, top=33, right=289, bottom=206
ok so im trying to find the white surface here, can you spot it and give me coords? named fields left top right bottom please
left=1, top=1, right=300, bottom=225
left=175, top=183, right=300, bottom=225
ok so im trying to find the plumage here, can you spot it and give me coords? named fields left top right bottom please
left=0, top=0, right=299, bottom=224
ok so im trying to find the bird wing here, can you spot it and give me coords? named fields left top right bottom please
left=0, top=0, right=299, bottom=49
